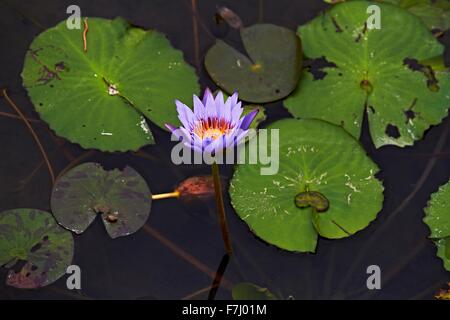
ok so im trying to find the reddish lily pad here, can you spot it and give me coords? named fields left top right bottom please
left=0, top=209, right=74, bottom=288
left=51, top=162, right=152, bottom=238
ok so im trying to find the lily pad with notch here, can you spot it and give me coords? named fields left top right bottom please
left=205, top=24, right=302, bottom=103
left=51, top=162, right=152, bottom=238
left=22, top=17, right=199, bottom=152
left=424, top=179, right=450, bottom=271
left=229, top=119, right=384, bottom=252
left=285, top=1, right=450, bottom=148
left=0, top=209, right=74, bottom=288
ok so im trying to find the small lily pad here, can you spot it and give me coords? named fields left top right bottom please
left=22, top=17, right=199, bottom=152
left=51, top=162, right=152, bottom=238
left=0, top=209, right=74, bottom=288
left=285, top=1, right=450, bottom=148
left=205, top=24, right=302, bottom=103
left=229, top=119, right=383, bottom=252
left=424, top=180, right=450, bottom=271
left=232, top=283, right=277, bottom=300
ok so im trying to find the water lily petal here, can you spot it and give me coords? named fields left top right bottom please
left=204, top=91, right=218, bottom=118
left=231, top=102, right=244, bottom=125
left=215, top=91, right=225, bottom=118
left=229, top=92, right=239, bottom=109
left=202, top=87, right=213, bottom=106
left=204, top=135, right=226, bottom=155
left=167, top=126, right=191, bottom=143
left=165, top=123, right=178, bottom=133
left=176, top=100, right=194, bottom=129
left=222, top=95, right=232, bottom=121
left=240, top=109, right=259, bottom=130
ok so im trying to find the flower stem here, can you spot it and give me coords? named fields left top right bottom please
left=211, top=162, right=233, bottom=256
left=151, top=191, right=180, bottom=200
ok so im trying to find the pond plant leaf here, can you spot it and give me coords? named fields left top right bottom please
left=229, top=119, right=383, bottom=252
left=285, top=1, right=450, bottom=148
left=205, top=24, right=302, bottom=103
left=232, top=282, right=277, bottom=300
left=424, top=180, right=450, bottom=271
left=51, top=162, right=152, bottom=238
left=375, top=0, right=450, bottom=31
left=0, top=209, right=74, bottom=288
left=324, top=0, right=450, bottom=31
left=22, top=17, right=199, bottom=152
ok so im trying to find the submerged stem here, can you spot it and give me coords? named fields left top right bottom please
left=211, top=162, right=233, bottom=256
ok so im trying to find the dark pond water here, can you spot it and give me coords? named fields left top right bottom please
left=0, top=0, right=449, bottom=300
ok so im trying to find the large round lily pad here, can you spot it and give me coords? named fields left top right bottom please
left=51, top=162, right=152, bottom=238
left=229, top=119, right=383, bottom=252
left=205, top=24, right=302, bottom=103
left=424, top=180, right=450, bottom=271
left=285, top=1, right=450, bottom=148
left=0, top=209, right=74, bottom=288
left=22, top=17, right=199, bottom=152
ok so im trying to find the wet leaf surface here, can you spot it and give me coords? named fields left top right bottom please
left=0, top=209, right=74, bottom=288
left=285, top=1, right=450, bottom=148
left=324, top=0, right=450, bottom=31
left=205, top=24, right=302, bottom=103
left=51, top=162, right=152, bottom=238
left=232, top=282, right=277, bottom=300
left=424, top=179, right=450, bottom=271
left=230, top=119, right=383, bottom=252
left=22, top=17, right=199, bottom=152
left=379, top=0, right=450, bottom=30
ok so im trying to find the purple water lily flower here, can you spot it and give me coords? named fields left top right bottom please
left=165, top=89, right=258, bottom=155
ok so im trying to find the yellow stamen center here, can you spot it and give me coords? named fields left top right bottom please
left=193, top=117, right=233, bottom=141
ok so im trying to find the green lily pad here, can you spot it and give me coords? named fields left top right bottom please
left=205, top=24, right=302, bottom=103
left=424, top=180, right=450, bottom=271
left=0, top=209, right=74, bottom=288
left=377, top=0, right=450, bottom=30
left=324, top=1, right=450, bottom=31
left=229, top=119, right=383, bottom=252
left=22, top=17, right=199, bottom=152
left=285, top=1, right=450, bottom=148
left=232, top=283, right=277, bottom=300
left=51, top=162, right=152, bottom=238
